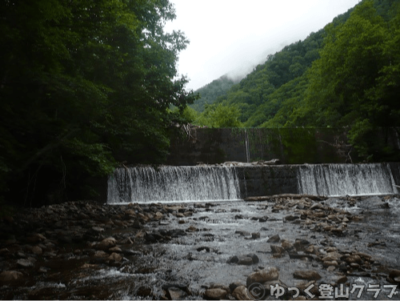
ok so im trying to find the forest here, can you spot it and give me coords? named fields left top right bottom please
left=1, top=0, right=399, bottom=208
left=0, top=0, right=197, bottom=206
left=189, top=0, right=400, bottom=162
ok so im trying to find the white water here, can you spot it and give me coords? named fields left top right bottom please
left=107, top=166, right=241, bottom=204
left=298, top=163, right=399, bottom=196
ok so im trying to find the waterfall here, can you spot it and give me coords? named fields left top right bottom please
left=298, top=163, right=398, bottom=196
left=107, top=166, right=241, bottom=204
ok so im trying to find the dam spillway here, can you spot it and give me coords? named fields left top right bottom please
left=107, top=166, right=241, bottom=204
left=107, top=163, right=400, bottom=204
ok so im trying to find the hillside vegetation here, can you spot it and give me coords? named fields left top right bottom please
left=190, top=0, right=400, bottom=162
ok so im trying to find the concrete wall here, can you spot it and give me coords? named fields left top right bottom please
left=167, top=128, right=350, bottom=165
left=235, top=165, right=300, bottom=198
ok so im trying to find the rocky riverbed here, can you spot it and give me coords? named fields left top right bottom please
left=1, top=195, right=400, bottom=300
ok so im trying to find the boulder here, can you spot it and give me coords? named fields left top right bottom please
left=204, top=288, right=228, bottom=300
left=0, top=270, right=24, bottom=282
left=232, top=286, right=252, bottom=300
left=247, top=267, right=279, bottom=286
left=96, top=237, right=117, bottom=250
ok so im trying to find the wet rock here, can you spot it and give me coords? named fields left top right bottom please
left=197, top=246, right=210, bottom=252
left=237, top=256, right=253, bottom=266
left=205, top=288, right=228, bottom=300
left=108, top=252, right=122, bottom=262
left=227, top=256, right=239, bottom=264
left=32, top=246, right=42, bottom=255
left=186, top=225, right=198, bottom=232
left=247, top=267, right=279, bottom=286
left=331, top=275, right=347, bottom=284
left=359, top=196, right=387, bottom=209
left=268, top=234, right=280, bottom=243
left=94, top=250, right=108, bottom=258
left=136, top=286, right=153, bottom=298
left=235, top=230, right=250, bottom=236
left=178, top=220, right=185, bottom=224
left=0, top=270, right=24, bottom=282
left=270, top=245, right=284, bottom=255
left=92, top=226, right=104, bottom=232
left=26, top=233, right=46, bottom=243
left=229, top=281, right=244, bottom=292
left=285, top=215, right=299, bottom=221
left=109, top=246, right=122, bottom=253
left=281, top=240, right=294, bottom=251
left=344, top=254, right=362, bottom=264
left=167, top=287, right=187, bottom=300
left=293, top=270, right=321, bottom=280
left=17, top=258, right=34, bottom=268
left=169, top=229, right=187, bottom=237
left=96, top=237, right=117, bottom=250
left=305, top=245, right=316, bottom=254
left=248, top=253, right=259, bottom=264
left=259, top=217, right=268, bottom=223
left=294, top=239, right=310, bottom=251
left=154, top=212, right=163, bottom=220
left=232, top=286, right=252, bottom=300
left=323, top=260, right=338, bottom=267
left=251, top=232, right=260, bottom=239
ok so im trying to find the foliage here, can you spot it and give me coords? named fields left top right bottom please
left=0, top=0, right=197, bottom=205
left=190, top=75, right=238, bottom=112
left=188, top=0, right=400, bottom=161
left=196, top=104, right=243, bottom=128
left=285, top=0, right=400, bottom=161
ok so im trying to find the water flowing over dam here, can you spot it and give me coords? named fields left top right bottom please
left=297, top=163, right=399, bottom=196
left=107, top=163, right=400, bottom=204
left=107, top=166, right=241, bottom=204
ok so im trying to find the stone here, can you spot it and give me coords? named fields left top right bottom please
left=237, top=256, right=253, bottom=266
left=0, top=270, right=24, bottom=282
left=186, top=225, right=198, bottom=232
left=270, top=245, right=284, bottom=254
left=227, top=256, right=239, bottom=264
left=389, top=269, right=400, bottom=279
left=247, top=267, right=279, bottom=286
left=293, top=270, right=321, bottom=280
left=281, top=240, right=294, bottom=251
left=109, top=246, right=122, bottom=253
left=345, top=255, right=362, bottom=264
left=235, top=230, right=250, bottom=236
left=305, top=245, right=316, bottom=254
left=327, top=266, right=336, bottom=272
left=26, top=233, right=46, bottom=243
left=92, top=226, right=104, bottom=232
left=229, top=281, right=244, bottom=292
left=204, top=288, right=228, bottom=300
left=96, top=237, right=117, bottom=250
left=232, top=286, right=252, bottom=300
left=108, top=252, right=122, bottom=262
left=285, top=215, right=299, bottom=221
left=178, top=220, right=185, bottom=224
left=32, top=246, right=42, bottom=255
left=268, top=234, right=280, bottom=243
left=154, top=212, right=163, bottom=220
left=94, top=250, right=108, bottom=258
left=323, top=260, right=338, bottom=267
left=17, top=258, right=34, bottom=268
left=167, top=287, right=187, bottom=300
left=251, top=232, right=260, bottom=239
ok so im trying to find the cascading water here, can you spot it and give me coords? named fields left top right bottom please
left=107, top=166, right=241, bottom=204
left=297, top=163, right=399, bottom=196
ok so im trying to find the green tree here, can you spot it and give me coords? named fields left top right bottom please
left=0, top=0, right=197, bottom=205
left=289, top=0, right=400, bottom=160
left=197, top=104, right=243, bottom=128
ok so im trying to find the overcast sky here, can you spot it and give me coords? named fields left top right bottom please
left=164, top=0, right=360, bottom=91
